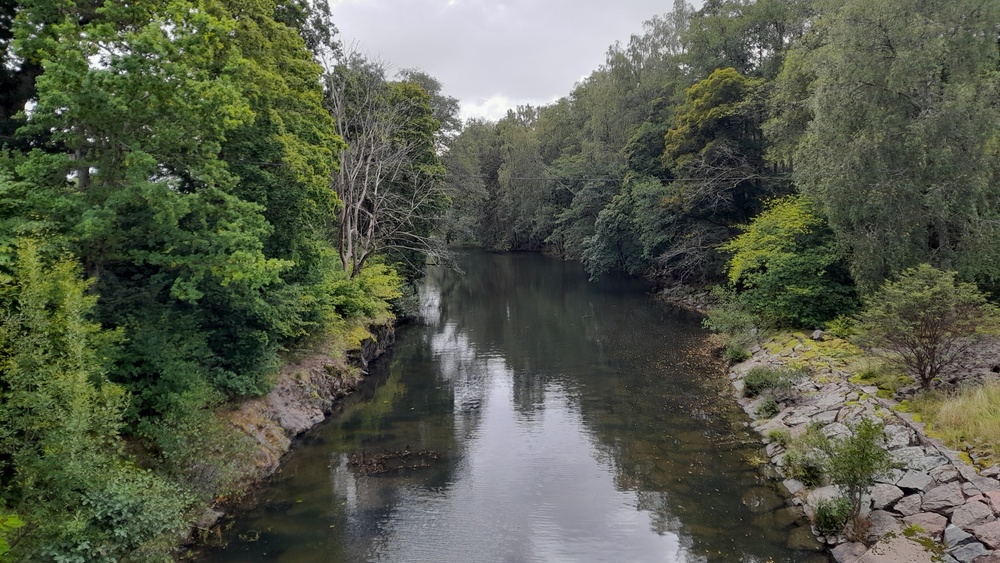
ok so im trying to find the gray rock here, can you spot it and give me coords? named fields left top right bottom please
left=947, top=541, right=989, bottom=563
left=903, top=512, right=948, bottom=539
left=923, top=483, right=966, bottom=512
left=895, top=494, right=924, bottom=516
left=946, top=524, right=976, bottom=548
left=884, top=424, right=914, bottom=449
left=814, top=410, right=839, bottom=424
left=809, top=485, right=843, bottom=507
left=932, top=465, right=961, bottom=484
left=876, top=468, right=906, bottom=486
left=965, top=482, right=984, bottom=498
left=823, top=422, right=852, bottom=439
left=783, top=478, right=805, bottom=496
left=195, top=508, right=224, bottom=529
left=893, top=446, right=950, bottom=472
left=811, top=329, right=824, bottom=340
left=984, top=491, right=1000, bottom=515
left=866, top=510, right=903, bottom=542
left=871, top=484, right=905, bottom=510
left=952, top=501, right=996, bottom=531
left=832, top=542, right=867, bottom=563
left=983, top=466, right=1000, bottom=478
left=973, top=521, right=1000, bottom=549
left=898, top=470, right=935, bottom=492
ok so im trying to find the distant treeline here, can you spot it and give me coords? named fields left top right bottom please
left=441, top=0, right=1000, bottom=325
left=0, top=1, right=455, bottom=560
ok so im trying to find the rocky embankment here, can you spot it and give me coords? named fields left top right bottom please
left=733, top=332, right=1000, bottom=563
left=224, top=322, right=395, bottom=475
left=185, top=322, right=395, bottom=534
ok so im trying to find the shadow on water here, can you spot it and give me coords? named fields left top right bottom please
left=201, top=251, right=828, bottom=563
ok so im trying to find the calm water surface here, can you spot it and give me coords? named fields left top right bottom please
left=205, top=252, right=827, bottom=563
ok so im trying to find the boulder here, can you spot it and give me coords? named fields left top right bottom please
left=985, top=491, right=1000, bottom=515
left=971, top=552, right=1000, bottom=563
left=856, top=534, right=937, bottom=563
left=923, top=483, right=966, bottom=512
left=893, top=447, right=949, bottom=472
left=895, top=494, right=924, bottom=516
left=898, top=470, right=935, bottom=492
left=782, top=478, right=805, bottom=496
left=974, top=521, right=1000, bottom=550
left=953, top=501, right=996, bottom=531
left=884, top=424, right=913, bottom=449
left=946, top=525, right=976, bottom=548
left=866, top=510, right=903, bottom=543
left=832, top=542, right=867, bottom=563
left=903, top=512, right=948, bottom=538
left=809, top=485, right=843, bottom=507
left=871, top=484, right=905, bottom=510
left=932, top=465, right=961, bottom=484
left=948, top=541, right=989, bottom=563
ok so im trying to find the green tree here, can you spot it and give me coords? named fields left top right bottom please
left=859, top=264, right=999, bottom=389
left=720, top=195, right=858, bottom=327
left=768, top=0, right=1000, bottom=291
left=820, top=418, right=896, bottom=526
left=0, top=240, right=187, bottom=561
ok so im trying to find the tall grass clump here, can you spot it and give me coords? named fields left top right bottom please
left=916, top=382, right=1000, bottom=455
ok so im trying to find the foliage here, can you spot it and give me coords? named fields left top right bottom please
left=819, top=418, right=896, bottom=519
left=912, top=382, right=1000, bottom=461
left=756, top=395, right=780, bottom=418
left=767, top=0, right=1000, bottom=291
left=720, top=195, right=859, bottom=327
left=783, top=445, right=827, bottom=488
left=743, top=366, right=803, bottom=398
left=0, top=240, right=188, bottom=560
left=858, top=265, right=999, bottom=389
left=814, top=495, right=853, bottom=536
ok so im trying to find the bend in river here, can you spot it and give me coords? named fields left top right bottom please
left=204, top=251, right=829, bottom=563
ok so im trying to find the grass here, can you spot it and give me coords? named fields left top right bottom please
left=910, top=382, right=1000, bottom=460
left=744, top=366, right=805, bottom=397
left=848, top=358, right=914, bottom=396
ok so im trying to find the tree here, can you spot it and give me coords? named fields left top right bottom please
left=325, top=54, right=448, bottom=277
left=0, top=240, right=187, bottom=560
left=859, top=265, right=999, bottom=389
left=819, top=418, right=896, bottom=529
left=720, top=195, right=858, bottom=327
left=767, top=0, right=1000, bottom=292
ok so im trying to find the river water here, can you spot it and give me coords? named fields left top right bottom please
left=204, top=251, right=827, bottom=563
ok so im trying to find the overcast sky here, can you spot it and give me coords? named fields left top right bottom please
left=328, top=0, right=684, bottom=121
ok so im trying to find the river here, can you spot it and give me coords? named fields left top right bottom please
left=202, top=251, right=827, bottom=562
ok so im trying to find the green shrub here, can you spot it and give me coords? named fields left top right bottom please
left=767, top=428, right=792, bottom=446
left=757, top=395, right=781, bottom=418
left=821, top=418, right=897, bottom=518
left=783, top=447, right=827, bottom=487
left=744, top=366, right=805, bottom=398
left=815, top=495, right=853, bottom=536
left=719, top=196, right=860, bottom=328
left=723, top=343, right=751, bottom=364
left=859, top=264, right=999, bottom=389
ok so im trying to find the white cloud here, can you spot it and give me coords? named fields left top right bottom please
left=330, top=0, right=687, bottom=117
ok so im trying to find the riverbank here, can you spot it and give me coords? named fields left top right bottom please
left=731, top=331, right=1000, bottom=563
left=183, top=318, right=395, bottom=545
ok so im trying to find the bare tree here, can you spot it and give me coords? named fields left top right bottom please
left=324, top=53, right=449, bottom=277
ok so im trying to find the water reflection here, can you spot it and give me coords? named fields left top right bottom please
left=204, top=251, right=826, bottom=562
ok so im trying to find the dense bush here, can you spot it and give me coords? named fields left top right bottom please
left=859, top=264, right=999, bottom=389
left=814, top=495, right=853, bottom=536
left=743, top=366, right=804, bottom=398
left=720, top=196, right=859, bottom=328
